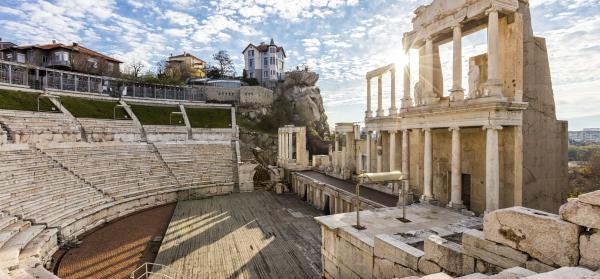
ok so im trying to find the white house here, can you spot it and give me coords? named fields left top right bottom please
left=242, top=39, right=286, bottom=86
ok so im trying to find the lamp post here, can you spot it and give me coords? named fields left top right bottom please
left=355, top=171, right=408, bottom=229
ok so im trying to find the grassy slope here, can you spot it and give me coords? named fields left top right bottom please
left=130, top=104, right=183, bottom=125
left=186, top=107, right=231, bottom=128
left=0, top=89, right=58, bottom=112
left=59, top=96, right=129, bottom=119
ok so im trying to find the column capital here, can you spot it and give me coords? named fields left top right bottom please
left=448, top=126, right=461, bottom=132
left=422, top=127, right=431, bottom=132
left=388, top=130, right=397, bottom=135
left=482, top=125, right=503, bottom=131
left=390, top=68, right=396, bottom=74
left=486, top=5, right=500, bottom=15
left=377, top=75, right=383, bottom=81
left=452, top=23, right=463, bottom=30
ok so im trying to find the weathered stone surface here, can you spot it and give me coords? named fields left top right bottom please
left=578, top=191, right=600, bottom=207
left=373, top=257, right=420, bottom=279
left=579, top=230, right=600, bottom=270
left=559, top=199, right=600, bottom=229
left=374, top=234, right=424, bottom=270
left=456, top=273, right=489, bottom=279
left=419, top=257, right=443, bottom=275
left=483, top=207, right=580, bottom=267
left=525, top=267, right=600, bottom=279
left=424, top=235, right=464, bottom=275
left=491, top=267, right=536, bottom=279
left=422, top=273, right=453, bottom=279
left=525, top=259, right=555, bottom=273
left=462, top=229, right=528, bottom=269
left=463, top=254, right=476, bottom=275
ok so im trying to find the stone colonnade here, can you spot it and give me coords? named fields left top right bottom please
left=331, top=123, right=359, bottom=180
left=290, top=172, right=378, bottom=214
left=277, top=125, right=308, bottom=167
left=367, top=124, right=503, bottom=212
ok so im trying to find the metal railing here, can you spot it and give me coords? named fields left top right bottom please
left=0, top=60, right=207, bottom=102
left=130, top=263, right=175, bottom=279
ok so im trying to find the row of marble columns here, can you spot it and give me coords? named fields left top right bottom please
left=278, top=131, right=294, bottom=162
left=367, top=6, right=504, bottom=116
left=365, top=125, right=502, bottom=212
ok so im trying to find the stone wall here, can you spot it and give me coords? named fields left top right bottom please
left=319, top=189, right=600, bottom=279
left=191, top=128, right=233, bottom=142
left=143, top=125, right=189, bottom=142
left=201, top=85, right=274, bottom=107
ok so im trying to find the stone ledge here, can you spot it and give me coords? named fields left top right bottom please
left=462, top=229, right=528, bottom=269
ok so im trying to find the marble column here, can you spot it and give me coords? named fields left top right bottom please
left=401, top=129, right=410, bottom=178
left=288, top=131, right=293, bottom=160
left=389, top=131, right=397, bottom=171
left=402, top=52, right=412, bottom=110
left=422, top=128, right=433, bottom=200
left=449, top=127, right=463, bottom=208
left=377, top=76, right=384, bottom=117
left=450, top=24, right=465, bottom=101
left=366, top=78, right=372, bottom=118
left=389, top=69, right=397, bottom=116
left=425, top=38, right=434, bottom=100
left=376, top=133, right=382, bottom=172
left=366, top=131, right=372, bottom=172
left=282, top=132, right=287, bottom=162
left=278, top=132, right=282, bottom=163
left=486, top=6, right=502, bottom=97
left=485, top=125, right=502, bottom=212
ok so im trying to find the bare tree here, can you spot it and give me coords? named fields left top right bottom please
left=127, top=59, right=145, bottom=79
left=591, top=150, right=600, bottom=176
left=212, top=50, right=234, bottom=78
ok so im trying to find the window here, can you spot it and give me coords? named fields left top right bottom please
left=269, top=47, right=275, bottom=53
left=42, top=56, right=48, bottom=64
left=87, top=57, right=98, bottom=69
left=248, top=50, right=254, bottom=57
left=263, top=57, right=268, bottom=66
left=6, top=53, right=12, bottom=60
left=263, top=71, right=268, bottom=77
left=107, top=63, right=114, bottom=72
left=249, top=59, right=253, bottom=68
left=54, top=51, right=69, bottom=61
left=249, top=72, right=254, bottom=78
left=16, top=53, right=25, bottom=63
left=270, top=57, right=275, bottom=65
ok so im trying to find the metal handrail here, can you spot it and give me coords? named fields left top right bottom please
left=130, top=262, right=175, bottom=279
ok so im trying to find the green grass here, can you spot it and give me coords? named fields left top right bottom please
left=130, top=104, right=184, bottom=125
left=0, top=89, right=58, bottom=112
left=59, top=96, right=129, bottom=119
left=186, top=107, right=231, bottom=128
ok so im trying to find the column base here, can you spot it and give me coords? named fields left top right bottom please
left=420, top=195, right=436, bottom=203
left=448, top=201, right=464, bottom=210
left=388, top=108, right=398, bottom=116
left=484, top=79, right=503, bottom=97
left=376, top=110, right=385, bottom=117
left=365, top=110, right=373, bottom=118
left=401, top=98, right=413, bottom=110
left=449, top=88, right=464, bottom=101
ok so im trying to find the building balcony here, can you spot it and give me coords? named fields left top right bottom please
left=44, top=59, right=71, bottom=68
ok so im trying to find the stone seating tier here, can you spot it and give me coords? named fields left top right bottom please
left=0, top=110, right=80, bottom=135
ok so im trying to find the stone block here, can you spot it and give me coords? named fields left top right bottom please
left=374, top=257, right=420, bottom=279
left=483, top=207, right=580, bottom=267
left=462, top=229, right=528, bottom=268
left=489, top=267, right=536, bottom=279
left=419, top=257, right=443, bottom=275
left=559, top=199, right=600, bottom=229
left=579, top=230, right=600, bottom=270
left=374, top=234, right=424, bottom=270
left=525, top=267, right=600, bottom=279
left=456, top=273, right=489, bottom=279
left=578, top=190, right=600, bottom=207
left=463, top=254, right=476, bottom=275
left=422, top=273, right=453, bottom=279
left=525, top=259, right=555, bottom=273
left=424, top=235, right=464, bottom=275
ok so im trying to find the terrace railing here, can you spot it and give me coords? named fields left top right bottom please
left=0, top=60, right=207, bottom=102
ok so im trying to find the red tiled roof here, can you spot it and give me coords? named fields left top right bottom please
left=9, top=42, right=123, bottom=63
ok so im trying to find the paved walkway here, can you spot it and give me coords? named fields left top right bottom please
left=299, top=171, right=399, bottom=207
left=152, top=192, right=323, bottom=279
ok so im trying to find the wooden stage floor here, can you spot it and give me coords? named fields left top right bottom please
left=152, top=191, right=323, bottom=279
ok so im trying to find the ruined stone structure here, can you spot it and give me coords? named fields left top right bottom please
left=330, top=123, right=361, bottom=180
left=339, top=0, right=567, bottom=214
left=317, top=189, right=600, bottom=279
left=277, top=125, right=309, bottom=169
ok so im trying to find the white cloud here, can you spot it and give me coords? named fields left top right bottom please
left=0, top=6, right=24, bottom=16
left=164, top=10, right=198, bottom=26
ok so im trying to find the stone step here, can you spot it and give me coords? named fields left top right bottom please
left=19, top=229, right=58, bottom=265
left=0, top=225, right=45, bottom=269
left=0, top=221, right=31, bottom=249
left=21, top=265, right=59, bottom=279
left=0, top=217, right=17, bottom=231
left=6, top=268, right=34, bottom=279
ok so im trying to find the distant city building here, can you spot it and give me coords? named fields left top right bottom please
left=0, top=40, right=122, bottom=77
left=166, top=52, right=206, bottom=79
left=242, top=38, right=286, bottom=86
left=569, top=128, right=600, bottom=144
left=0, top=38, right=16, bottom=60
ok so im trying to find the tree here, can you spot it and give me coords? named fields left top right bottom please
left=127, top=59, right=145, bottom=79
left=205, top=65, right=221, bottom=79
left=591, top=150, right=600, bottom=176
left=212, top=50, right=235, bottom=78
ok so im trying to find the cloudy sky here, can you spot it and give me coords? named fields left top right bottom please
left=0, top=0, right=599, bottom=130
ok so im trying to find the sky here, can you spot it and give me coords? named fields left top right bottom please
left=0, top=0, right=599, bottom=130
